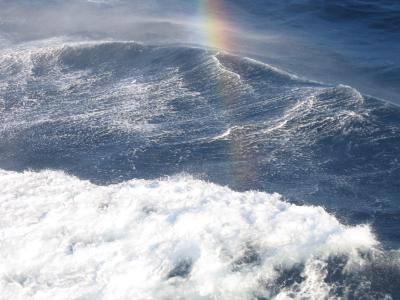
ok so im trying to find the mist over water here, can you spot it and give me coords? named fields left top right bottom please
left=1, top=0, right=399, bottom=103
left=0, top=1, right=400, bottom=299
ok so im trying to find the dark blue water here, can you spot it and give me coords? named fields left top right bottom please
left=0, top=1, right=399, bottom=299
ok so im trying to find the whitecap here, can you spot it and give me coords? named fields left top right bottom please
left=0, top=169, right=377, bottom=299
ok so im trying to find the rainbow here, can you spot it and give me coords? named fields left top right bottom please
left=196, top=1, right=260, bottom=187
left=198, top=0, right=233, bottom=51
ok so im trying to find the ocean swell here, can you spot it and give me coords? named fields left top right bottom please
left=0, top=40, right=400, bottom=299
left=0, top=41, right=400, bottom=246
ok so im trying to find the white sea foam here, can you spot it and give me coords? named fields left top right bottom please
left=0, top=170, right=377, bottom=299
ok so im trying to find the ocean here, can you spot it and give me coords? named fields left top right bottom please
left=0, top=1, right=399, bottom=299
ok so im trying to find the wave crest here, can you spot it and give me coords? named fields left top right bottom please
left=0, top=169, right=381, bottom=299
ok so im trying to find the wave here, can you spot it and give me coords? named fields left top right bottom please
left=0, top=40, right=400, bottom=244
left=1, top=169, right=397, bottom=300
left=0, top=40, right=400, bottom=298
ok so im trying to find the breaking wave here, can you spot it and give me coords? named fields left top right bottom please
left=2, top=169, right=397, bottom=300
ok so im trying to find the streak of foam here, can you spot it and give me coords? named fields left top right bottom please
left=0, top=41, right=207, bottom=141
left=213, top=52, right=241, bottom=79
left=257, top=84, right=368, bottom=140
left=337, top=84, right=365, bottom=104
left=211, top=125, right=244, bottom=141
left=242, top=56, right=302, bottom=81
left=0, top=169, right=378, bottom=300
left=210, top=53, right=255, bottom=96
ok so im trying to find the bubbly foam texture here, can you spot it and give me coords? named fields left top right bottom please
left=0, top=170, right=377, bottom=299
